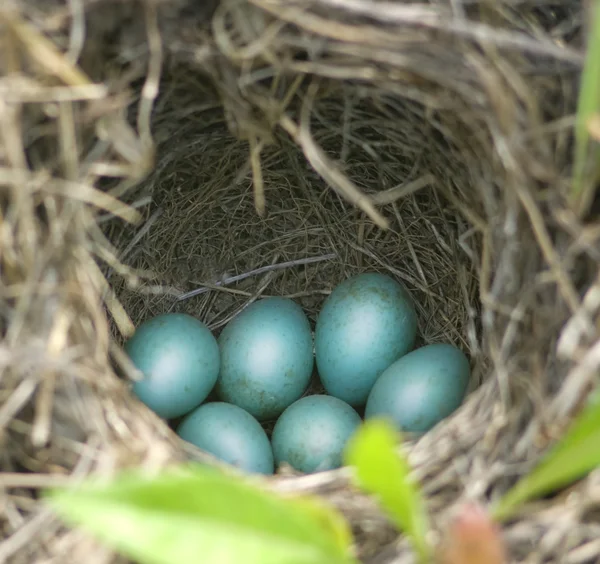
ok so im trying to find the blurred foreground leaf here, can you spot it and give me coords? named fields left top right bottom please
left=343, top=419, right=431, bottom=563
left=493, top=387, right=600, bottom=521
left=45, top=464, right=356, bottom=564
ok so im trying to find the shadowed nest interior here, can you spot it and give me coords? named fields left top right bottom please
left=1, top=0, right=600, bottom=562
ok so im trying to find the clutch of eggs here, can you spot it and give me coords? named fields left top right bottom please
left=365, top=343, right=471, bottom=434
left=215, top=296, right=314, bottom=421
left=314, top=272, right=418, bottom=407
left=177, top=402, right=274, bottom=475
left=272, top=395, right=362, bottom=474
left=124, top=313, right=220, bottom=419
left=123, top=272, right=471, bottom=476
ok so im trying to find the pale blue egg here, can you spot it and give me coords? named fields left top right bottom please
left=125, top=313, right=220, bottom=420
left=215, top=297, right=314, bottom=421
left=315, top=272, right=417, bottom=407
left=271, top=395, right=362, bottom=474
left=176, top=402, right=274, bottom=475
left=365, top=343, right=471, bottom=433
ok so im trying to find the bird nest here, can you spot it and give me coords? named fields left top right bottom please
left=1, top=0, right=600, bottom=562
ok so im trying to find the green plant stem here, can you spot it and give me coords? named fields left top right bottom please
left=571, top=0, right=600, bottom=215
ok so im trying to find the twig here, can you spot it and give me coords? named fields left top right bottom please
left=138, top=0, right=162, bottom=150
left=85, top=254, right=135, bottom=338
left=66, top=0, right=85, bottom=64
left=278, top=81, right=389, bottom=229
left=0, top=377, right=38, bottom=432
left=371, top=174, right=435, bottom=205
left=118, top=207, right=163, bottom=265
left=515, top=182, right=581, bottom=315
left=0, top=473, right=75, bottom=489
left=0, top=167, right=142, bottom=224
left=0, top=508, right=55, bottom=562
left=252, top=0, right=584, bottom=65
left=176, top=253, right=337, bottom=302
left=250, top=134, right=266, bottom=216
left=2, top=11, right=100, bottom=87
left=208, top=267, right=279, bottom=331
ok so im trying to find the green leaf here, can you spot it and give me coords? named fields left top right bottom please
left=343, top=419, right=431, bottom=563
left=45, top=464, right=356, bottom=564
left=571, top=0, right=600, bottom=213
left=492, top=387, right=600, bottom=522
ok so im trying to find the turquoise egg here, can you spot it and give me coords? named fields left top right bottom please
left=365, top=343, right=471, bottom=433
left=125, top=313, right=220, bottom=420
left=215, top=297, right=314, bottom=421
left=314, top=272, right=418, bottom=407
left=271, top=395, right=362, bottom=474
left=177, top=402, right=274, bottom=475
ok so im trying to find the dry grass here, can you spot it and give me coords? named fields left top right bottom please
left=1, top=0, right=600, bottom=562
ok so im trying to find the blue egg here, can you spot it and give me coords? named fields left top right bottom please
left=177, top=402, right=274, bottom=475
left=271, top=395, right=362, bottom=474
left=215, top=297, right=314, bottom=421
left=125, top=313, right=220, bottom=420
left=365, top=343, right=471, bottom=433
left=315, top=272, right=418, bottom=407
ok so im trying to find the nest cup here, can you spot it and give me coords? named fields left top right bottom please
left=2, top=0, right=600, bottom=562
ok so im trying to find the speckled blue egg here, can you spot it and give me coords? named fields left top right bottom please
left=271, top=395, right=362, bottom=474
left=365, top=343, right=471, bottom=433
left=314, top=272, right=418, bottom=407
left=125, top=313, right=220, bottom=420
left=215, top=297, right=314, bottom=421
left=176, top=402, right=274, bottom=475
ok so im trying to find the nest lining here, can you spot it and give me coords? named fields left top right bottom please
left=105, top=75, right=485, bottom=446
left=1, top=0, right=600, bottom=563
